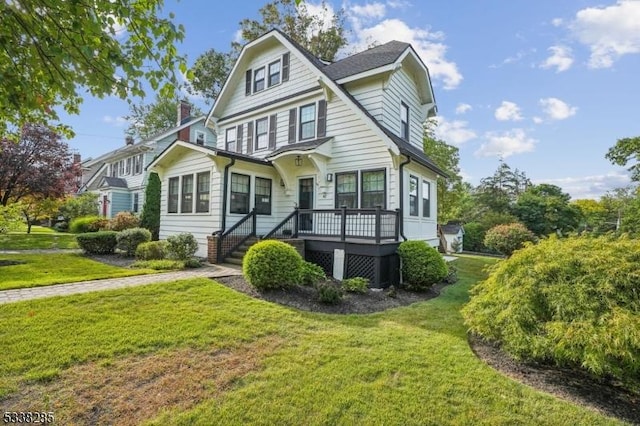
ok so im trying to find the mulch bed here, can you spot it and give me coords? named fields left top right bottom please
left=214, top=275, right=448, bottom=314
left=469, top=335, right=640, bottom=424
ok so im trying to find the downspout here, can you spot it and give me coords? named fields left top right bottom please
left=219, top=157, right=235, bottom=233
left=398, top=155, right=411, bottom=241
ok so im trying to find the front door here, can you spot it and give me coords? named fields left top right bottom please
left=298, top=178, right=314, bottom=232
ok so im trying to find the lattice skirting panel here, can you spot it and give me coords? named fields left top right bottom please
left=345, top=254, right=376, bottom=283
left=305, top=250, right=334, bottom=276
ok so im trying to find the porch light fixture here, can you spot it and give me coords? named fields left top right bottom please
left=326, top=173, right=333, bottom=182
left=295, top=155, right=303, bottom=167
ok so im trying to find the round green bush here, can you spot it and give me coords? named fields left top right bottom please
left=135, top=240, right=168, bottom=260
left=462, top=235, right=640, bottom=391
left=116, top=227, right=152, bottom=257
left=166, top=233, right=199, bottom=261
left=243, top=240, right=303, bottom=290
left=76, top=231, right=118, bottom=254
left=316, top=282, right=344, bottom=304
left=341, top=277, right=369, bottom=293
left=484, top=222, right=536, bottom=256
left=397, top=240, right=448, bottom=290
left=69, top=215, right=107, bottom=233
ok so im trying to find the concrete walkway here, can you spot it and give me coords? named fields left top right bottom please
left=0, top=264, right=242, bottom=305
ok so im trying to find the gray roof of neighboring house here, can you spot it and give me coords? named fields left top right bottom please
left=101, top=177, right=128, bottom=188
left=323, top=41, right=410, bottom=80
left=441, top=223, right=463, bottom=234
left=268, top=137, right=332, bottom=157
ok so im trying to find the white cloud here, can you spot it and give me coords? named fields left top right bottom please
left=494, top=101, right=523, bottom=121
left=432, top=116, right=477, bottom=146
left=539, top=97, right=577, bottom=120
left=350, top=2, right=386, bottom=19
left=475, top=129, right=536, bottom=158
left=102, top=115, right=128, bottom=127
left=537, top=172, right=631, bottom=200
left=304, top=2, right=335, bottom=33
left=455, top=103, right=472, bottom=114
left=386, top=0, right=411, bottom=9
left=532, top=116, right=544, bottom=124
left=489, top=48, right=536, bottom=68
left=551, top=18, right=564, bottom=27
left=540, top=45, right=574, bottom=72
left=347, top=17, right=462, bottom=89
left=569, top=0, right=640, bottom=68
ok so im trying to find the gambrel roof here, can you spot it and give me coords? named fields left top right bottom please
left=324, top=41, right=411, bottom=81
left=208, top=29, right=445, bottom=177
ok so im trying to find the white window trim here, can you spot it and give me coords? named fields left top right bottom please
left=253, top=66, right=266, bottom=93
left=400, top=101, right=409, bottom=142
left=422, top=179, right=431, bottom=218
left=299, top=102, right=317, bottom=141
left=167, top=172, right=212, bottom=215
left=225, top=127, right=237, bottom=151
left=255, top=117, right=269, bottom=151
left=267, top=59, right=282, bottom=88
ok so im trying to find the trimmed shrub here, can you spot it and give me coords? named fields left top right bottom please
left=166, top=233, right=199, bottom=261
left=76, top=231, right=118, bottom=254
left=108, top=211, right=140, bottom=231
left=69, top=215, right=107, bottom=233
left=443, top=265, right=458, bottom=284
left=131, top=259, right=184, bottom=270
left=184, top=258, right=202, bottom=268
left=462, top=235, right=640, bottom=392
left=397, top=240, right=448, bottom=291
left=53, top=221, right=68, bottom=232
left=300, top=261, right=326, bottom=286
left=484, top=222, right=536, bottom=256
left=140, top=172, right=161, bottom=240
left=243, top=240, right=303, bottom=290
left=316, top=282, right=344, bottom=304
left=116, top=227, right=152, bottom=257
left=135, top=241, right=167, bottom=260
left=342, top=277, right=369, bottom=293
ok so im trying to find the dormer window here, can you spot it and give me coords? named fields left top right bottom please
left=226, top=128, right=236, bottom=152
left=400, top=102, right=409, bottom=141
left=253, top=67, right=265, bottom=93
left=268, top=60, right=281, bottom=87
left=195, top=130, right=205, bottom=146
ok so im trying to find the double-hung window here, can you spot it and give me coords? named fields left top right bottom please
left=255, top=118, right=268, bottom=150
left=125, top=157, right=132, bottom=175
left=400, top=102, right=409, bottom=141
left=255, top=177, right=272, bottom=215
left=409, top=175, right=419, bottom=216
left=268, top=60, right=281, bottom=87
left=181, top=174, right=194, bottom=213
left=132, top=193, right=139, bottom=213
left=225, top=128, right=236, bottom=152
left=168, top=177, right=179, bottom=213
left=195, top=130, right=205, bottom=146
left=196, top=172, right=210, bottom=213
left=253, top=67, right=265, bottom=92
left=230, top=173, right=250, bottom=214
left=335, top=172, right=357, bottom=208
left=422, top=180, right=431, bottom=218
left=361, top=170, right=386, bottom=208
left=299, top=103, right=316, bottom=140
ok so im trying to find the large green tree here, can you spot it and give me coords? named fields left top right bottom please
left=1, top=0, right=186, bottom=136
left=474, top=162, right=531, bottom=215
left=125, top=96, right=203, bottom=141
left=513, top=184, right=580, bottom=236
left=141, top=172, right=161, bottom=240
left=606, top=136, right=640, bottom=181
left=187, top=0, right=348, bottom=105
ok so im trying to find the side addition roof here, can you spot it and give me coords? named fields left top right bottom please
left=323, top=41, right=410, bottom=80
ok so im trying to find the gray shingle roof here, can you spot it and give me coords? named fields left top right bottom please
left=102, top=177, right=128, bottom=188
left=323, top=41, right=410, bottom=80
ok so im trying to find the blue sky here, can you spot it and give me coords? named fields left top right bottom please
left=62, top=0, right=640, bottom=199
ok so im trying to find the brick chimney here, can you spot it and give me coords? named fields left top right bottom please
left=177, top=99, right=191, bottom=126
left=125, top=136, right=134, bottom=145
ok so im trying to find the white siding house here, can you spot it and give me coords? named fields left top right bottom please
left=148, top=30, right=447, bottom=286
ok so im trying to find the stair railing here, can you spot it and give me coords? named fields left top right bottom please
left=261, top=208, right=299, bottom=240
left=217, top=208, right=257, bottom=262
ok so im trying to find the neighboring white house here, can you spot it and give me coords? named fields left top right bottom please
left=78, top=102, right=216, bottom=218
left=440, top=222, right=464, bottom=253
left=147, top=29, right=447, bottom=286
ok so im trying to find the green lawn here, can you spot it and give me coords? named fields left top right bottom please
left=0, top=230, right=78, bottom=250
left=0, top=256, right=623, bottom=425
left=0, top=253, right=155, bottom=290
